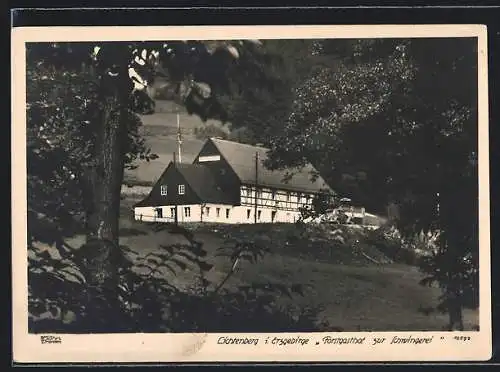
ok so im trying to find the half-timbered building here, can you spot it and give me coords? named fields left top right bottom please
left=134, top=137, right=335, bottom=224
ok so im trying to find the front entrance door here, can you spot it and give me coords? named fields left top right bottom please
left=271, top=210, right=277, bottom=223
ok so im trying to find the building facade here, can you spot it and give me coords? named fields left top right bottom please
left=134, top=138, right=335, bottom=224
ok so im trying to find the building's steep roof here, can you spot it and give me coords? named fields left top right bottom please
left=133, top=162, right=233, bottom=208
left=175, top=163, right=232, bottom=204
left=209, top=138, right=334, bottom=194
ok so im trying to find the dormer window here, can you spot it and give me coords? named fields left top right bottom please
left=160, top=185, right=167, bottom=196
left=178, top=184, right=185, bottom=195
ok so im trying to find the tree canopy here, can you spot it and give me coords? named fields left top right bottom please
left=258, top=37, right=479, bottom=329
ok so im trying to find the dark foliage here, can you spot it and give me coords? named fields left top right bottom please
left=29, top=223, right=327, bottom=333
left=252, top=38, right=480, bottom=329
left=193, top=124, right=229, bottom=141
left=364, top=227, right=419, bottom=266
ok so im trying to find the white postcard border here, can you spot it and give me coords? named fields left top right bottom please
left=12, top=24, right=491, bottom=363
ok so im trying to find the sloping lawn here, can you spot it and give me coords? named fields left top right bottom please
left=225, top=256, right=478, bottom=331
left=114, top=210, right=479, bottom=331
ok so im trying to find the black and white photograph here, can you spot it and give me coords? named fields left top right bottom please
left=12, top=24, right=491, bottom=363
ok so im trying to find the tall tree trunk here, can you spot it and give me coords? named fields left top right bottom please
left=88, top=95, right=125, bottom=243
left=78, top=86, right=131, bottom=331
left=81, top=89, right=127, bottom=289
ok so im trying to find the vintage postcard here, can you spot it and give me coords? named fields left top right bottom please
left=12, top=24, right=491, bottom=363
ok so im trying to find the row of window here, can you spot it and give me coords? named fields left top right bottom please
left=240, top=198, right=309, bottom=208
left=201, top=206, right=230, bottom=219
left=244, top=209, right=289, bottom=221
left=240, top=201, right=308, bottom=213
left=155, top=207, right=189, bottom=219
left=156, top=206, right=231, bottom=219
left=247, top=209, right=263, bottom=220
left=160, top=184, right=185, bottom=196
left=154, top=206, right=292, bottom=222
left=241, top=187, right=313, bottom=203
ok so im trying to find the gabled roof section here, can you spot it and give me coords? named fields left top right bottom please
left=133, top=161, right=234, bottom=208
left=208, top=137, right=334, bottom=194
left=175, top=163, right=232, bottom=204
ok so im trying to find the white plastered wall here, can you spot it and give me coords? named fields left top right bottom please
left=134, top=203, right=301, bottom=224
